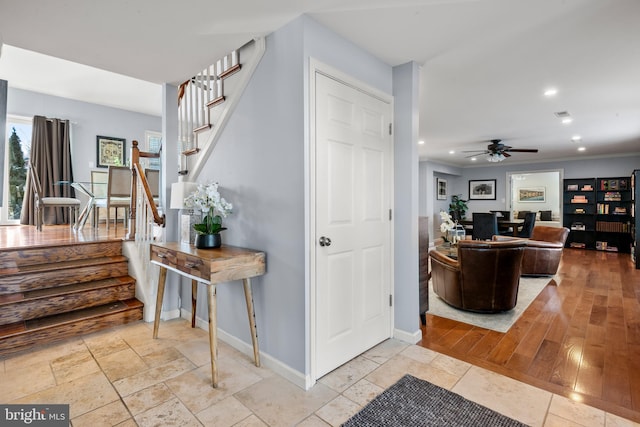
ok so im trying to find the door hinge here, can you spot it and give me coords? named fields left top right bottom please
left=389, top=209, right=392, bottom=221
left=389, top=294, right=393, bottom=307
left=388, top=123, right=392, bottom=135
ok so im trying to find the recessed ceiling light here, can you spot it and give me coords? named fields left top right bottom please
left=571, top=135, right=582, bottom=142
left=544, top=88, right=558, bottom=97
left=449, top=150, right=455, bottom=154
left=562, top=117, right=573, bottom=124
left=471, top=157, right=477, bottom=161
left=418, top=140, right=425, bottom=145
left=578, top=147, right=586, bottom=151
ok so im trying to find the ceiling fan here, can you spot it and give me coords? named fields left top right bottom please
left=464, top=139, right=539, bottom=162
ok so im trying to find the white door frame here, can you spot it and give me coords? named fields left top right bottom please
left=308, top=58, right=394, bottom=387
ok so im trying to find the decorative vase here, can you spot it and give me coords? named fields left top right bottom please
left=446, top=223, right=466, bottom=245
left=195, top=233, right=222, bottom=249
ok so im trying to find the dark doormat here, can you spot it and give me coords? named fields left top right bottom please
left=342, top=374, right=529, bottom=426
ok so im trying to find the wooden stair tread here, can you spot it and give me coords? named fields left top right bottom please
left=27, top=299, right=142, bottom=329
left=0, top=276, right=135, bottom=305
left=0, top=255, right=128, bottom=276
left=0, top=240, right=123, bottom=267
left=0, top=299, right=142, bottom=335
left=0, top=299, right=143, bottom=356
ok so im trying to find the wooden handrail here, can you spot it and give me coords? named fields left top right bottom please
left=125, top=140, right=164, bottom=240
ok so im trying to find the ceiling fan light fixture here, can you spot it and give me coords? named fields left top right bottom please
left=487, top=153, right=505, bottom=162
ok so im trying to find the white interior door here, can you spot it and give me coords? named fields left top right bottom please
left=314, top=72, right=392, bottom=378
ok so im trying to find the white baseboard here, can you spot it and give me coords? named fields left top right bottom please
left=161, top=308, right=181, bottom=321
left=179, top=309, right=309, bottom=390
left=393, top=327, right=422, bottom=344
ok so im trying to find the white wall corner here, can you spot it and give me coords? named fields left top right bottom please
left=393, top=327, right=422, bottom=344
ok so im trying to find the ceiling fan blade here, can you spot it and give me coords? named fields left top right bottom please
left=465, top=153, right=485, bottom=158
left=506, top=148, right=538, bottom=153
left=462, top=150, right=489, bottom=153
left=503, top=152, right=512, bottom=157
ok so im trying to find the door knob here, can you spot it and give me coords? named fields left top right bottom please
left=319, top=236, right=332, bottom=247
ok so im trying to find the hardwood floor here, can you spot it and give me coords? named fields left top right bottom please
left=3, top=225, right=638, bottom=421
left=420, top=247, right=640, bottom=423
left=0, top=223, right=126, bottom=249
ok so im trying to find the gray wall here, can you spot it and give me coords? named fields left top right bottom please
left=180, top=15, right=402, bottom=377
left=7, top=87, right=161, bottom=183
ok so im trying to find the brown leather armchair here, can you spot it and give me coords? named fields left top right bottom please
left=493, top=226, right=569, bottom=276
left=429, top=240, right=526, bottom=313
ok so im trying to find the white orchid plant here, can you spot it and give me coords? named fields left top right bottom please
left=439, top=210, right=460, bottom=244
left=184, top=182, right=233, bottom=235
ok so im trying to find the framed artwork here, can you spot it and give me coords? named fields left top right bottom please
left=518, top=187, right=546, bottom=202
left=96, top=135, right=126, bottom=168
left=469, top=179, right=496, bottom=200
left=436, top=178, right=447, bottom=200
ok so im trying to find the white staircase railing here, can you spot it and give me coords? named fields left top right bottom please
left=176, top=37, right=266, bottom=181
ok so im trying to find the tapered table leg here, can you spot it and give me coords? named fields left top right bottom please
left=153, top=267, right=167, bottom=339
left=207, top=284, right=219, bottom=387
left=243, top=278, right=261, bottom=367
left=191, top=280, right=198, bottom=328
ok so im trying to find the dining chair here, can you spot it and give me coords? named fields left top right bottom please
left=90, top=170, right=108, bottom=227
left=490, top=210, right=515, bottom=235
left=28, top=163, right=81, bottom=231
left=518, top=212, right=537, bottom=238
left=94, top=166, right=131, bottom=231
left=472, top=212, right=499, bottom=240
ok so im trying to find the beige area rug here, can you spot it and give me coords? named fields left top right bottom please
left=427, top=277, right=552, bottom=333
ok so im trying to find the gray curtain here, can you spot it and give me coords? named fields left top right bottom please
left=20, top=116, right=75, bottom=225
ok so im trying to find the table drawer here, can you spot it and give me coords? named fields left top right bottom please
left=176, top=253, right=210, bottom=279
left=150, top=246, right=211, bottom=280
left=150, top=246, right=176, bottom=265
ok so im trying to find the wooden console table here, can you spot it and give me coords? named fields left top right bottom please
left=150, top=242, right=266, bottom=387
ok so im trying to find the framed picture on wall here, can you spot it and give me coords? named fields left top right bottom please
left=96, top=135, right=126, bottom=168
left=518, top=187, right=545, bottom=202
left=469, top=179, right=496, bottom=200
left=436, top=178, right=447, bottom=200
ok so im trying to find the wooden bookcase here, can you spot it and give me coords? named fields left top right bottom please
left=594, top=177, right=633, bottom=253
left=563, top=176, right=633, bottom=253
left=563, top=178, right=596, bottom=250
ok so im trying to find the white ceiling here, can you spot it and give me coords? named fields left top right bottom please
left=1, top=0, right=639, bottom=167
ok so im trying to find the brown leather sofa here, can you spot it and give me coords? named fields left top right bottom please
left=429, top=240, right=526, bottom=313
left=493, top=225, right=569, bottom=276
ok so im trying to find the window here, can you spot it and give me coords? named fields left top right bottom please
left=2, top=115, right=31, bottom=223
left=144, top=131, right=161, bottom=170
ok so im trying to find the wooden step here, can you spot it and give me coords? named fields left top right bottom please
left=0, top=276, right=136, bottom=324
left=0, top=240, right=123, bottom=268
left=0, top=299, right=143, bottom=356
left=0, top=256, right=129, bottom=294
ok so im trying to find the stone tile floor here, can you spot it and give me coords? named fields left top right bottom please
left=0, top=319, right=638, bottom=426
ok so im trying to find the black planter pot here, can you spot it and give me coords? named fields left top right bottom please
left=195, top=233, right=222, bottom=249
